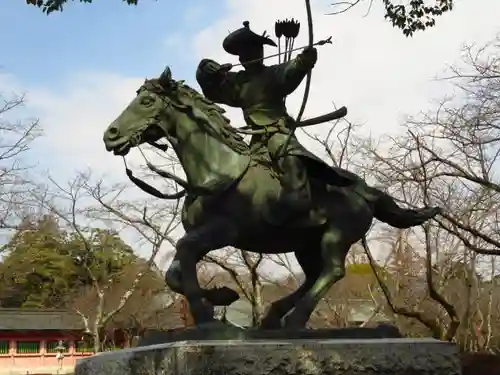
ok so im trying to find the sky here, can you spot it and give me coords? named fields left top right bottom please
left=1, top=0, right=500, bottom=265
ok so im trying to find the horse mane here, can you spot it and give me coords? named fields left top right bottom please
left=146, top=78, right=249, bottom=155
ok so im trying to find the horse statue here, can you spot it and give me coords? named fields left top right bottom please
left=102, top=66, right=441, bottom=329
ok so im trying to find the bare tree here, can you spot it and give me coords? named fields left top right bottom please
left=30, top=171, right=182, bottom=352
left=350, top=35, right=500, bottom=343
left=478, top=256, right=498, bottom=351
left=363, top=229, right=461, bottom=340
left=0, top=91, right=41, bottom=232
left=311, top=270, right=386, bottom=328
left=82, top=262, right=173, bottom=348
left=358, top=35, right=500, bottom=256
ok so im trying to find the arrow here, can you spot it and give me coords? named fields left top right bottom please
left=230, top=36, right=332, bottom=68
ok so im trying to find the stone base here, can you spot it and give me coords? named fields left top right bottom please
left=75, top=337, right=461, bottom=375
left=137, top=324, right=403, bottom=346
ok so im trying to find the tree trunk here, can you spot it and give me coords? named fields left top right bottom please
left=93, top=322, right=101, bottom=353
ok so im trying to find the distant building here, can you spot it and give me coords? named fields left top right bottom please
left=345, top=298, right=390, bottom=326
left=0, top=308, right=114, bottom=375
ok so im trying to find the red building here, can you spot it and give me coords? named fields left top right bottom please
left=0, top=309, right=96, bottom=374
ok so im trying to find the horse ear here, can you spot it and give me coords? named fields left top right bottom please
left=159, top=66, right=172, bottom=87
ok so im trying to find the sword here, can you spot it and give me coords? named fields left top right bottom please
left=295, top=106, right=347, bottom=127
left=237, top=106, right=347, bottom=134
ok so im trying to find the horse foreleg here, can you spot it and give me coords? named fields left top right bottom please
left=167, top=219, right=239, bottom=325
left=165, top=256, right=240, bottom=307
left=260, top=249, right=322, bottom=329
left=283, top=228, right=350, bottom=329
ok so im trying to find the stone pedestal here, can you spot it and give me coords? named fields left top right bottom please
left=75, top=337, right=461, bottom=375
left=137, top=325, right=403, bottom=346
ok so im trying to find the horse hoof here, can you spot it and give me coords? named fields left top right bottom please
left=205, top=286, right=240, bottom=306
left=196, top=319, right=223, bottom=329
left=283, top=313, right=307, bottom=329
left=258, top=316, right=283, bottom=329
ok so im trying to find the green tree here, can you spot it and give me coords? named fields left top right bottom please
left=65, top=227, right=135, bottom=288
left=0, top=215, right=137, bottom=310
left=0, top=215, right=77, bottom=308
left=26, top=0, right=453, bottom=37
left=26, top=0, right=139, bottom=13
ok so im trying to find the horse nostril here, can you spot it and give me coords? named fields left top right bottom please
left=107, top=126, right=119, bottom=139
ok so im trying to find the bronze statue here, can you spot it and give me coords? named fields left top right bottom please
left=102, top=21, right=441, bottom=329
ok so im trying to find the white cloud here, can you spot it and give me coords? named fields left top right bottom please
left=0, top=71, right=150, bottom=182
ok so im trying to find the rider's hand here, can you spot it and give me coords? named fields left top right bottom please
left=301, top=46, right=317, bottom=65
left=219, top=63, right=233, bottom=73
left=202, top=60, right=220, bottom=74
left=200, top=60, right=232, bottom=75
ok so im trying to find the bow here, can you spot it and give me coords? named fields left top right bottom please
left=296, top=0, right=313, bottom=122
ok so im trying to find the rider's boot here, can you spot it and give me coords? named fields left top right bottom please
left=271, top=155, right=312, bottom=224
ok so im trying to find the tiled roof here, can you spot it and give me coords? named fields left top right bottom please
left=0, top=309, right=85, bottom=331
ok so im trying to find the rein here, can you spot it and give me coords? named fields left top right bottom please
left=121, top=77, right=241, bottom=200
left=123, top=141, right=187, bottom=200
left=123, top=81, right=194, bottom=200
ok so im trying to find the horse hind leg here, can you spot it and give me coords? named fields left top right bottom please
left=259, top=248, right=322, bottom=329
left=283, top=227, right=351, bottom=329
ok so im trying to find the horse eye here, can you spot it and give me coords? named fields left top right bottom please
left=141, top=96, right=155, bottom=106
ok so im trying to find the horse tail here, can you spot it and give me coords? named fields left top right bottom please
left=371, top=187, right=441, bottom=228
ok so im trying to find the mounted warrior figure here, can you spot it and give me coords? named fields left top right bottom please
left=195, top=21, right=359, bottom=223
left=102, top=20, right=443, bottom=327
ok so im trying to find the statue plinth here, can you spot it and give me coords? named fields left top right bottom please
left=75, top=327, right=461, bottom=375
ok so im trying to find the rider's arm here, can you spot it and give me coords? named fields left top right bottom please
left=196, top=59, right=239, bottom=106
left=278, top=47, right=317, bottom=96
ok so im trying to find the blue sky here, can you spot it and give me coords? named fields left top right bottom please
left=1, top=1, right=220, bottom=87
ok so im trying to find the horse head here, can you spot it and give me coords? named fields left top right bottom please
left=103, top=66, right=179, bottom=156
left=103, top=66, right=250, bottom=191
